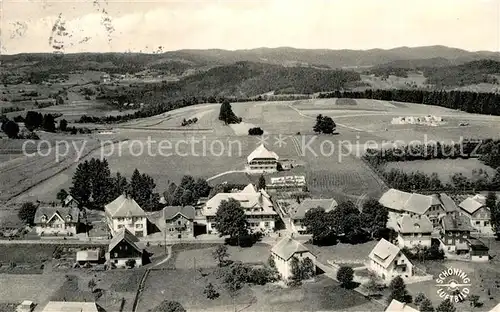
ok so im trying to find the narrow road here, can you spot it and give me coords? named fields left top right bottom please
left=153, top=245, right=172, bottom=267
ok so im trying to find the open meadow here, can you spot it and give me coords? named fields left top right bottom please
left=4, top=97, right=500, bottom=206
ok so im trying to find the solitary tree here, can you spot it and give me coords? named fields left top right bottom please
left=486, top=192, right=497, bottom=210
left=2, top=120, right=19, bottom=138
left=59, top=119, right=68, bottom=132
left=388, top=276, right=412, bottom=304
left=18, top=202, right=38, bottom=225
left=213, top=198, right=248, bottom=243
left=302, top=207, right=337, bottom=245
left=361, top=198, right=388, bottom=238
left=436, top=300, right=456, bottom=312
left=57, top=189, right=69, bottom=205
left=419, top=298, right=435, bottom=312
left=203, top=283, right=219, bottom=300
left=336, top=266, right=354, bottom=288
left=257, top=175, right=266, bottom=190
left=212, top=244, right=229, bottom=267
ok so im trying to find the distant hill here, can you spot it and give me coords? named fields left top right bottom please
left=2, top=45, right=499, bottom=71
left=131, top=61, right=361, bottom=100
left=424, top=59, right=500, bottom=87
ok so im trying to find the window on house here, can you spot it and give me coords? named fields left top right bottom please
left=114, top=253, right=118, bottom=257
left=177, top=220, right=181, bottom=225
left=476, top=221, right=481, bottom=225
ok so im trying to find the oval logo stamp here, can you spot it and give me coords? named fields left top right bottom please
left=435, top=267, right=471, bottom=302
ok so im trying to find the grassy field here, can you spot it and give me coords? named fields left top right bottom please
left=384, top=158, right=496, bottom=183
left=4, top=98, right=500, bottom=206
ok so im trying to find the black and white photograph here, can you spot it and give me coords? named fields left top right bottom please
left=1, top=0, right=500, bottom=311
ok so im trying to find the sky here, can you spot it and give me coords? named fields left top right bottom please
left=1, top=0, right=500, bottom=54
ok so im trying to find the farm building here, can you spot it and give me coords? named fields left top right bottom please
left=76, top=248, right=104, bottom=266
left=468, top=238, right=489, bottom=262
left=270, top=236, right=316, bottom=280
left=369, top=238, right=413, bottom=282
left=458, top=194, right=493, bottom=235
left=106, top=228, right=145, bottom=268
left=201, top=183, right=277, bottom=234
left=265, top=175, right=306, bottom=196
left=246, top=144, right=279, bottom=173
left=41, top=301, right=99, bottom=312
left=379, top=189, right=447, bottom=227
left=104, top=194, right=148, bottom=237
left=34, top=205, right=81, bottom=236
left=395, top=215, right=433, bottom=249
left=100, top=73, right=111, bottom=83
left=391, top=115, right=443, bottom=125
left=286, top=198, right=337, bottom=235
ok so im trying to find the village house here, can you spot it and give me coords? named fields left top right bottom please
left=100, top=73, right=111, bottom=83
left=104, top=194, right=148, bottom=237
left=395, top=215, right=433, bottom=249
left=34, top=205, right=81, bottom=236
left=385, top=299, right=420, bottom=312
left=270, top=236, right=316, bottom=280
left=41, top=301, right=99, bottom=312
left=458, top=194, right=493, bottom=235
left=246, top=144, right=279, bottom=173
left=379, top=189, right=446, bottom=227
left=106, top=228, right=145, bottom=268
left=440, top=215, right=474, bottom=253
left=287, top=198, right=337, bottom=235
left=163, top=205, right=195, bottom=239
left=202, top=184, right=277, bottom=234
left=369, top=238, right=413, bottom=282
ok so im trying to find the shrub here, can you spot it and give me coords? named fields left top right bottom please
left=337, top=266, right=354, bottom=287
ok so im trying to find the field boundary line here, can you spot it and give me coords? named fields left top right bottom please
left=132, top=269, right=151, bottom=312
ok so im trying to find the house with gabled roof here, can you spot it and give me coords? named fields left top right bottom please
left=163, top=205, right=195, bottom=239
left=246, top=144, right=279, bottom=173
left=271, top=236, right=316, bottom=280
left=395, top=215, right=433, bottom=249
left=458, top=194, right=493, bottom=235
left=287, top=198, right=337, bottom=234
left=369, top=238, right=413, bottom=282
left=379, top=189, right=445, bottom=227
left=202, top=183, right=277, bottom=234
left=105, top=194, right=148, bottom=237
left=106, top=228, right=145, bottom=268
left=34, top=205, right=81, bottom=236
left=385, top=299, right=420, bottom=312
left=440, top=214, right=474, bottom=253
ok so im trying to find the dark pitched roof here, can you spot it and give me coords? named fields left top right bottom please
left=34, top=206, right=80, bottom=224
left=163, top=206, right=195, bottom=220
left=437, top=193, right=458, bottom=212
left=467, top=238, right=489, bottom=250
left=108, top=228, right=141, bottom=252
left=442, top=215, right=474, bottom=232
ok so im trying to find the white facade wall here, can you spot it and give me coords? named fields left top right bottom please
left=370, top=254, right=413, bottom=283
left=397, top=233, right=432, bottom=249
left=111, top=257, right=143, bottom=268
left=35, top=224, right=77, bottom=236
left=108, top=216, right=147, bottom=237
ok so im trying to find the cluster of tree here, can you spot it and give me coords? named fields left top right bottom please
left=18, top=202, right=38, bottom=225
left=68, top=158, right=160, bottom=211
left=148, top=301, right=185, bottom=312
left=366, top=67, right=409, bottom=78
left=181, top=117, right=198, bottom=126
left=218, top=100, right=242, bottom=125
left=0, top=106, right=23, bottom=114
left=162, top=175, right=211, bottom=206
left=318, top=89, right=500, bottom=116
left=424, top=59, right=500, bottom=87
left=23, top=111, right=57, bottom=132
left=313, top=114, right=336, bottom=134
left=380, top=168, right=500, bottom=192
left=289, top=256, right=315, bottom=286
left=363, top=140, right=493, bottom=167
left=213, top=249, right=279, bottom=297
left=336, top=266, right=355, bottom=288
left=487, top=192, right=500, bottom=236
left=302, top=199, right=388, bottom=246
left=248, top=127, right=264, bottom=136
left=401, top=243, right=445, bottom=261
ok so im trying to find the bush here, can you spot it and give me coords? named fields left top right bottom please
left=337, top=266, right=354, bottom=287
left=248, top=127, right=264, bottom=135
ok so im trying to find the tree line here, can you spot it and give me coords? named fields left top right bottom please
left=318, top=89, right=500, bottom=116
left=63, top=157, right=212, bottom=211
